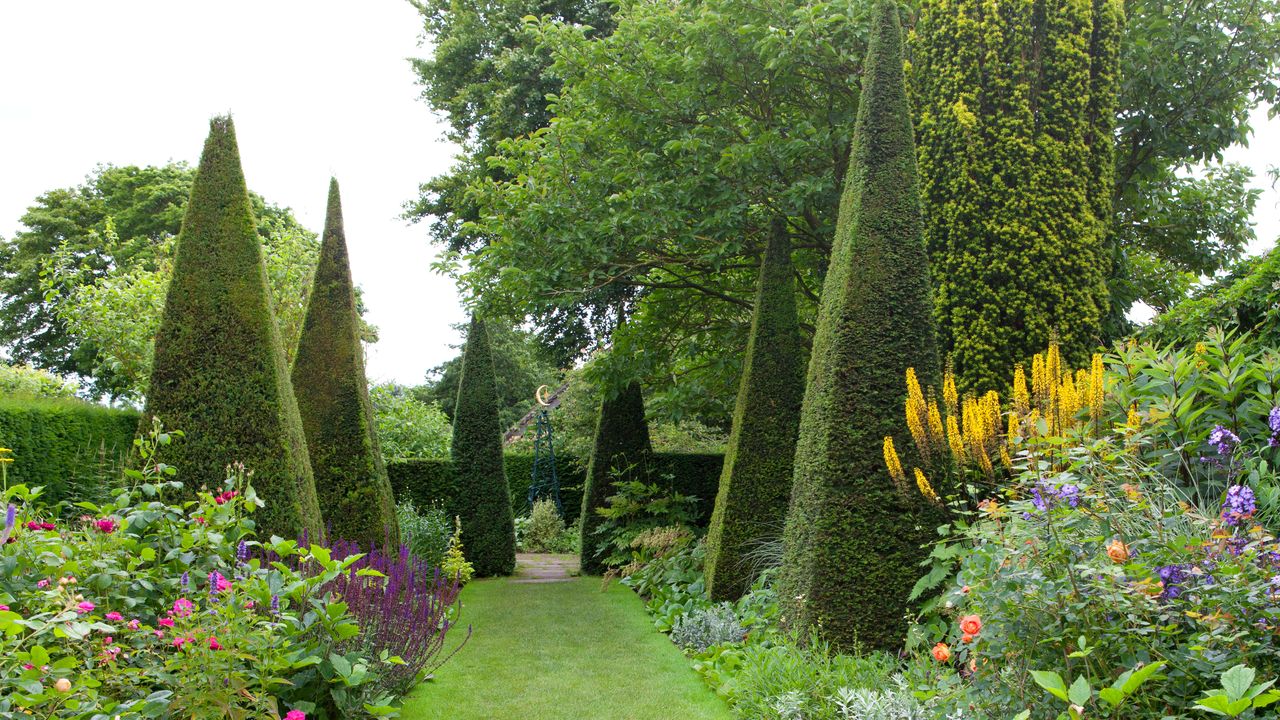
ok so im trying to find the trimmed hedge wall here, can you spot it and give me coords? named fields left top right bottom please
left=0, top=397, right=139, bottom=503
left=388, top=452, right=723, bottom=526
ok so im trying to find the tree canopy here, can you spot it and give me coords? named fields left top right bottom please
left=0, top=163, right=332, bottom=400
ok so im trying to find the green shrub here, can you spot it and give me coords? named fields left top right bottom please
left=449, top=317, right=516, bottom=576
left=579, top=380, right=653, bottom=574
left=0, top=396, right=137, bottom=504
left=705, top=220, right=805, bottom=601
left=1144, top=247, right=1280, bottom=352
left=520, top=498, right=568, bottom=553
left=291, top=179, right=397, bottom=547
left=370, top=384, right=451, bottom=460
left=142, top=116, right=322, bottom=540
left=0, top=363, right=79, bottom=398
left=396, top=500, right=452, bottom=568
left=441, top=515, right=475, bottom=584
left=780, top=2, right=943, bottom=653
left=593, top=480, right=699, bottom=571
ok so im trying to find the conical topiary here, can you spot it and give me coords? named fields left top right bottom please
left=778, top=1, right=943, bottom=652
left=704, top=220, right=805, bottom=601
left=450, top=316, right=517, bottom=576
left=291, top=178, right=398, bottom=548
left=144, top=116, right=322, bottom=540
left=578, top=379, right=652, bottom=575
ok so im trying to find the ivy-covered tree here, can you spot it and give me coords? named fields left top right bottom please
left=704, top=221, right=805, bottom=601
left=144, top=116, right=322, bottom=540
left=578, top=379, right=652, bottom=575
left=450, top=316, right=517, bottom=576
left=911, top=0, right=1122, bottom=390
left=292, top=179, right=398, bottom=548
left=780, top=1, right=941, bottom=652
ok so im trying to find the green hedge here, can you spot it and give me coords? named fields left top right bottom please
left=388, top=452, right=723, bottom=526
left=0, top=397, right=139, bottom=503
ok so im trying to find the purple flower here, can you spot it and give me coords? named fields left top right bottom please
left=1222, top=484, right=1256, bottom=526
left=271, top=595, right=280, bottom=615
left=1057, top=484, right=1081, bottom=509
left=1031, top=485, right=1050, bottom=513
left=1210, top=425, right=1240, bottom=457
left=180, top=571, right=189, bottom=589
left=1157, top=564, right=1188, bottom=599
left=237, top=540, right=249, bottom=564
left=0, top=504, right=15, bottom=544
left=1270, top=407, right=1280, bottom=435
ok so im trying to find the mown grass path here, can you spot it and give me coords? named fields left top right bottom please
left=400, top=555, right=733, bottom=720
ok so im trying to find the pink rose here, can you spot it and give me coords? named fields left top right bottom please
left=208, top=636, right=222, bottom=650
left=95, top=518, right=117, bottom=534
left=0, top=605, right=8, bottom=611
left=127, top=619, right=140, bottom=630
left=172, top=598, right=194, bottom=618
left=36, top=579, right=49, bottom=589
left=158, top=617, right=175, bottom=628
left=285, top=711, right=306, bottom=720
left=105, top=611, right=123, bottom=621
left=76, top=601, right=95, bottom=614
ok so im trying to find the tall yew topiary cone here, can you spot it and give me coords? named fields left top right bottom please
left=578, top=380, right=652, bottom=575
left=291, top=179, right=398, bottom=548
left=779, top=1, right=942, bottom=653
left=705, top=220, right=805, bottom=601
left=145, top=116, right=323, bottom=540
left=450, top=316, right=516, bottom=576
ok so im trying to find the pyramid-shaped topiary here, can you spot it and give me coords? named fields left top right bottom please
left=778, top=1, right=943, bottom=652
left=704, top=220, right=805, bottom=601
left=144, top=116, right=323, bottom=540
left=450, top=316, right=517, bottom=576
left=291, top=179, right=398, bottom=548
left=578, top=379, right=652, bottom=575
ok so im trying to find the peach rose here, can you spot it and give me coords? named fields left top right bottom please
left=1106, top=538, right=1129, bottom=563
left=959, top=614, right=982, bottom=635
left=931, top=642, right=952, bottom=663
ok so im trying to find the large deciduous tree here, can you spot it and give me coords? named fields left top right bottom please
left=450, top=316, right=517, bottom=576
left=292, top=179, right=398, bottom=548
left=704, top=222, right=805, bottom=601
left=0, top=163, right=323, bottom=400
left=780, top=1, right=941, bottom=652
left=911, top=0, right=1122, bottom=390
left=144, top=116, right=322, bottom=540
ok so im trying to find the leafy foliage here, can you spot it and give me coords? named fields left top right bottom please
left=780, top=2, right=942, bottom=653
left=1142, top=246, right=1280, bottom=352
left=370, top=384, right=452, bottom=460
left=0, top=362, right=78, bottom=399
left=705, top=224, right=805, bottom=601
left=396, top=500, right=452, bottom=569
left=0, top=163, right=324, bottom=399
left=143, top=116, right=322, bottom=540
left=291, top=179, right=398, bottom=547
left=448, top=317, right=517, bottom=576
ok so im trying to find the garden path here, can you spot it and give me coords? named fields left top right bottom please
left=399, top=554, right=732, bottom=720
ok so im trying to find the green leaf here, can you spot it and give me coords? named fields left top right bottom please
left=1068, top=675, right=1092, bottom=706
left=1031, top=670, right=1069, bottom=702
left=1221, top=664, right=1255, bottom=702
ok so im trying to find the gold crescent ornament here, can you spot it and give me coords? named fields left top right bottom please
left=535, top=385, right=552, bottom=407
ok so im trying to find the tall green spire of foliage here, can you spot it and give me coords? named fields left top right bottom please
left=450, top=316, right=517, bottom=576
left=779, top=1, right=941, bottom=653
left=578, top=379, right=652, bottom=575
left=705, top=221, right=805, bottom=601
left=911, top=0, right=1122, bottom=390
left=144, top=116, right=323, bottom=540
left=291, top=179, right=398, bottom=548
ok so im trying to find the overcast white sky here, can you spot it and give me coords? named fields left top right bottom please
left=0, top=2, right=1277, bottom=385
left=0, top=1, right=466, bottom=386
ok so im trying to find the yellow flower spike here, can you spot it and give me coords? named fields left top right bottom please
left=1012, top=364, right=1029, bottom=412
left=999, top=445, right=1013, bottom=471
left=982, top=390, right=1001, bottom=437
left=904, top=369, right=930, bottom=454
left=947, top=415, right=966, bottom=461
left=1006, top=410, right=1020, bottom=443
left=883, top=436, right=905, bottom=482
left=1126, top=403, right=1142, bottom=429
left=1089, top=353, right=1105, bottom=421
left=1026, top=408, right=1041, bottom=438
left=1195, top=342, right=1207, bottom=355
left=1031, top=353, right=1046, bottom=404
left=915, top=467, right=940, bottom=503
left=927, top=399, right=945, bottom=444
left=976, top=444, right=995, bottom=476
left=943, top=371, right=959, bottom=416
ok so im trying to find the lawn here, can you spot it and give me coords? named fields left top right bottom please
left=399, top=572, right=733, bottom=720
